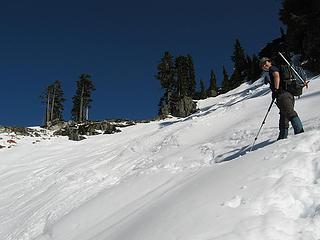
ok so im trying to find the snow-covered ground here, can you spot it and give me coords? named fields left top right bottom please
left=1, top=76, right=320, bottom=240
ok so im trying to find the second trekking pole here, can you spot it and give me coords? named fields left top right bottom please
left=250, top=98, right=275, bottom=152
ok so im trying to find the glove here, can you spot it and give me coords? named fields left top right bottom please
left=272, top=89, right=280, bottom=99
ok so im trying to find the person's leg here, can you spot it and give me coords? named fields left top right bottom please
left=278, top=113, right=288, bottom=140
left=277, top=91, right=304, bottom=135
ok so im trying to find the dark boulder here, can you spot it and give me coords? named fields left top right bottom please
left=171, top=96, right=197, bottom=118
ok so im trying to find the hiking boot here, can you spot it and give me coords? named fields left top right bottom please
left=277, top=128, right=288, bottom=140
left=290, top=116, right=304, bottom=134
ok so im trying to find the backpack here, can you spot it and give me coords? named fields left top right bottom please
left=279, top=65, right=304, bottom=96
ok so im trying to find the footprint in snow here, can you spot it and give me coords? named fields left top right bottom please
left=222, top=195, right=246, bottom=208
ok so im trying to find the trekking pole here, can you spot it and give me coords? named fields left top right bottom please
left=278, top=52, right=309, bottom=88
left=250, top=98, right=275, bottom=152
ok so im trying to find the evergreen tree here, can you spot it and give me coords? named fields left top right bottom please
left=187, top=55, right=196, bottom=97
left=71, top=74, right=96, bottom=122
left=279, top=0, right=320, bottom=72
left=199, top=79, right=207, bottom=99
left=246, top=55, right=261, bottom=82
left=158, top=95, right=170, bottom=117
left=249, top=54, right=261, bottom=82
left=51, top=80, right=65, bottom=121
left=246, top=55, right=253, bottom=80
left=207, top=69, right=218, bottom=97
left=221, top=66, right=230, bottom=93
left=175, top=55, right=196, bottom=98
left=230, top=39, right=248, bottom=88
left=155, top=52, right=197, bottom=117
left=41, top=85, right=52, bottom=126
left=175, top=55, right=190, bottom=97
left=156, top=51, right=176, bottom=92
left=258, top=32, right=287, bottom=65
left=40, top=80, right=65, bottom=126
left=156, top=51, right=176, bottom=116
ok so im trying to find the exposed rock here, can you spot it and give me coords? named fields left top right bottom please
left=46, top=120, right=73, bottom=131
left=67, top=127, right=86, bottom=141
left=0, top=125, right=47, bottom=137
left=53, top=121, right=123, bottom=141
left=104, top=119, right=138, bottom=127
left=79, top=122, right=119, bottom=135
left=1, top=118, right=145, bottom=143
left=171, top=96, right=197, bottom=118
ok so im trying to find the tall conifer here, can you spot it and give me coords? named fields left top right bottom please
left=71, top=74, right=96, bottom=122
left=156, top=51, right=176, bottom=92
left=230, top=39, right=248, bottom=88
left=199, top=79, right=206, bottom=99
left=41, top=80, right=65, bottom=126
left=221, top=66, right=230, bottom=93
left=51, top=80, right=65, bottom=121
left=187, top=55, right=196, bottom=97
left=175, top=56, right=189, bottom=97
left=279, top=0, right=320, bottom=72
left=207, top=70, right=218, bottom=97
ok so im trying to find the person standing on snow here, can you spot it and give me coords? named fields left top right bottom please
left=260, top=57, right=304, bottom=140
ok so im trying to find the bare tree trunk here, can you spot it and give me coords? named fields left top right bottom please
left=79, top=85, right=84, bottom=122
left=50, top=84, right=56, bottom=122
left=86, top=106, right=89, bottom=121
left=46, top=88, right=51, bottom=127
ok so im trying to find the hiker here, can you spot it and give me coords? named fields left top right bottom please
left=260, top=57, right=304, bottom=140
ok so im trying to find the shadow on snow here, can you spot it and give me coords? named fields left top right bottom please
left=216, top=139, right=276, bottom=163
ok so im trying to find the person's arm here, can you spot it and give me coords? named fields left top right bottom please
left=273, top=71, right=280, bottom=90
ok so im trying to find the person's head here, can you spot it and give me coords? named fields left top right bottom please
left=260, top=57, right=272, bottom=71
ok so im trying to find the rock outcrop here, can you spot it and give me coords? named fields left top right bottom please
left=52, top=120, right=138, bottom=141
left=0, top=126, right=46, bottom=137
left=170, top=96, right=197, bottom=118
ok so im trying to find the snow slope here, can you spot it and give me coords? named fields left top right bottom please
left=1, top=77, right=320, bottom=240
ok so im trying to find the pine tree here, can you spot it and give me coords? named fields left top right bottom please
left=175, top=55, right=190, bottom=97
left=187, top=55, right=196, bottom=97
left=156, top=53, right=197, bottom=117
left=207, top=69, right=218, bottom=97
left=40, top=80, right=65, bottom=126
left=279, top=0, right=308, bottom=53
left=249, top=54, right=261, bottom=82
left=71, top=74, right=96, bottom=122
left=174, top=55, right=196, bottom=98
left=230, top=39, right=248, bottom=88
left=221, top=66, right=230, bottom=93
left=156, top=51, right=176, bottom=92
left=51, top=80, right=65, bottom=121
left=279, top=0, right=320, bottom=72
left=41, top=85, right=52, bottom=126
left=156, top=51, right=176, bottom=115
left=199, top=79, right=206, bottom=99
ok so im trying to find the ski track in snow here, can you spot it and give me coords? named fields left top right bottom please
left=0, top=77, right=320, bottom=240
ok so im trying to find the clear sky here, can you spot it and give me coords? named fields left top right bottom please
left=0, top=0, right=282, bottom=127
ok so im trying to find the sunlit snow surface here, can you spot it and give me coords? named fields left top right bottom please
left=1, top=76, right=320, bottom=240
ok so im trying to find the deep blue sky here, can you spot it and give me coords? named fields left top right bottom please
left=0, top=0, right=282, bottom=126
